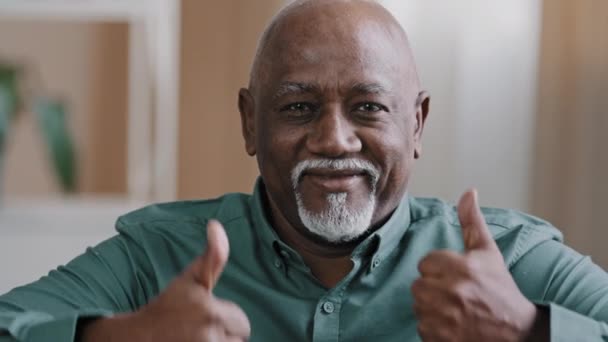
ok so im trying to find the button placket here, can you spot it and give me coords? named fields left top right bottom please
left=322, top=301, right=335, bottom=314
left=312, top=296, right=341, bottom=341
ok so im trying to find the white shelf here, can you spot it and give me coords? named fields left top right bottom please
left=0, top=196, right=145, bottom=294
left=0, top=196, right=145, bottom=234
left=0, top=1, right=181, bottom=293
left=0, top=0, right=181, bottom=202
left=0, top=0, right=148, bottom=21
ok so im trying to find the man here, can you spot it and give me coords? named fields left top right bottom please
left=2, top=0, right=608, bottom=341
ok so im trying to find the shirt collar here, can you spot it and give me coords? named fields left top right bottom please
left=249, top=178, right=306, bottom=267
left=354, top=188, right=411, bottom=263
left=249, top=177, right=411, bottom=265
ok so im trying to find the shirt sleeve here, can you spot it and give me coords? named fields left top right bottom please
left=510, top=238, right=608, bottom=341
left=0, top=225, right=156, bottom=342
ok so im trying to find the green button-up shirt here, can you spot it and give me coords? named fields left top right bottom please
left=1, top=179, right=608, bottom=341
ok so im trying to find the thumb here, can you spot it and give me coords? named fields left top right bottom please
left=191, top=219, right=230, bottom=290
left=457, top=189, right=495, bottom=251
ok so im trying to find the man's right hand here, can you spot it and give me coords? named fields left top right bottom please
left=81, top=220, right=251, bottom=342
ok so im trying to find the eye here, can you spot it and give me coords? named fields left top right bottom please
left=354, top=102, right=388, bottom=114
left=282, top=103, right=310, bottom=112
left=279, top=102, right=317, bottom=116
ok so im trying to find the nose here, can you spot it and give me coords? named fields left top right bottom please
left=306, top=104, right=362, bottom=157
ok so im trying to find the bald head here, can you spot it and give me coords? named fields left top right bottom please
left=249, top=0, right=421, bottom=95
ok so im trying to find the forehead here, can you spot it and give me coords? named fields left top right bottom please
left=262, top=13, right=410, bottom=93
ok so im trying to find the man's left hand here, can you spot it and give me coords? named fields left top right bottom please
left=412, top=189, right=539, bottom=341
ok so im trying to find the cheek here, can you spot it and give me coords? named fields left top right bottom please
left=257, top=125, right=305, bottom=179
left=268, top=127, right=303, bottom=159
left=362, top=126, right=415, bottom=190
left=362, top=123, right=413, bottom=163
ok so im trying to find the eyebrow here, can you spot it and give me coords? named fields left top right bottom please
left=272, top=81, right=389, bottom=100
left=351, top=82, right=389, bottom=95
left=273, top=82, right=319, bottom=100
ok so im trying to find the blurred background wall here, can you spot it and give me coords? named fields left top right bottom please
left=382, top=0, right=542, bottom=212
left=0, top=21, right=128, bottom=196
left=0, top=0, right=606, bottom=291
left=178, top=0, right=283, bottom=199
left=532, top=0, right=608, bottom=266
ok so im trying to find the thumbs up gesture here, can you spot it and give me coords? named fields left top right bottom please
left=412, top=190, right=539, bottom=342
left=82, top=220, right=251, bottom=342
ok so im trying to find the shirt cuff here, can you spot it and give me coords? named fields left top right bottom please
left=2, top=310, right=112, bottom=342
left=548, top=302, right=608, bottom=342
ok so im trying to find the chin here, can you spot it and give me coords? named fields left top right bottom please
left=296, top=192, right=377, bottom=244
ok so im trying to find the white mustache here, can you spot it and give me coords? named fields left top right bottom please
left=291, top=158, right=380, bottom=190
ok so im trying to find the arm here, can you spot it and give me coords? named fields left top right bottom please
left=0, top=220, right=250, bottom=342
left=511, top=239, right=608, bottom=341
left=0, top=227, right=156, bottom=342
left=76, top=220, right=250, bottom=342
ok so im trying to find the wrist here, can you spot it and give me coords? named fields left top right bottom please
left=78, top=312, right=142, bottom=342
left=521, top=304, right=550, bottom=342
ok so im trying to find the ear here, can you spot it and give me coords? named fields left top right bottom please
left=238, top=88, right=256, bottom=156
left=413, top=91, right=430, bottom=159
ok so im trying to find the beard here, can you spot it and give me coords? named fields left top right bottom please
left=291, top=158, right=379, bottom=243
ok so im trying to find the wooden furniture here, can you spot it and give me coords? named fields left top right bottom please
left=0, top=0, right=181, bottom=293
left=0, top=0, right=181, bottom=201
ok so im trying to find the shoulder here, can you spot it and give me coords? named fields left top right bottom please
left=114, top=192, right=253, bottom=237
left=409, top=196, right=564, bottom=267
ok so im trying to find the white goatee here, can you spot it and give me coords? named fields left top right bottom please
left=291, top=158, right=379, bottom=243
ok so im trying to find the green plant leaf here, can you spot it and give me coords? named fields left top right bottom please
left=0, top=65, right=19, bottom=151
left=0, top=86, right=10, bottom=152
left=34, top=98, right=77, bottom=192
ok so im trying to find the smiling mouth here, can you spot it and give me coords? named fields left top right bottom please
left=301, top=169, right=368, bottom=192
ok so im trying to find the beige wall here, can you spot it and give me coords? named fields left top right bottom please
left=178, top=0, right=284, bottom=199
left=0, top=21, right=127, bottom=196
left=382, top=0, right=542, bottom=211
left=532, top=0, right=608, bottom=266
left=1, top=1, right=284, bottom=200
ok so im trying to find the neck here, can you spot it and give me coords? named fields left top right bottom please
left=265, top=193, right=358, bottom=288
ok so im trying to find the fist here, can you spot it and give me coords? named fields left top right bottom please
left=412, top=190, right=538, bottom=342
left=82, top=220, right=251, bottom=342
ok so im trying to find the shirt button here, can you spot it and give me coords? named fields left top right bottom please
left=322, top=301, right=335, bottom=314
left=372, top=259, right=381, bottom=268
left=274, top=258, right=282, bottom=268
